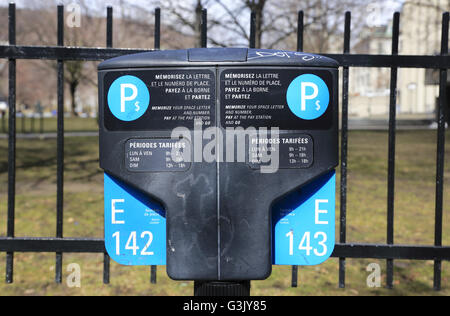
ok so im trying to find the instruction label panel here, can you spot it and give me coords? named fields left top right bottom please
left=104, top=69, right=216, bottom=131
left=220, top=68, right=333, bottom=130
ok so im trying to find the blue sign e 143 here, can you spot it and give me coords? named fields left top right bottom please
left=273, top=171, right=335, bottom=266
left=104, top=173, right=166, bottom=266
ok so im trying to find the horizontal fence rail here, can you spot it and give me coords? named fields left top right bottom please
left=0, top=238, right=449, bottom=260
left=2, top=46, right=450, bottom=69
left=0, top=3, right=449, bottom=292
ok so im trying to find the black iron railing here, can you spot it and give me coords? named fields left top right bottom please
left=0, top=3, right=449, bottom=291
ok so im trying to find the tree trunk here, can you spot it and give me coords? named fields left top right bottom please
left=70, top=81, right=79, bottom=117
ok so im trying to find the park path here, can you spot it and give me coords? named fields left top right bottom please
left=0, top=132, right=99, bottom=139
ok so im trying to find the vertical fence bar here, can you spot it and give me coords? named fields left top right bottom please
left=31, top=115, right=35, bottom=134
left=386, top=12, right=400, bottom=290
left=103, top=253, right=110, bottom=284
left=6, top=2, right=16, bottom=284
left=151, top=265, right=157, bottom=284
left=150, top=8, right=163, bottom=284
left=1, top=112, right=5, bottom=134
left=55, top=4, right=65, bottom=284
left=297, top=11, right=304, bottom=52
left=154, top=7, right=161, bottom=50
left=339, top=11, right=351, bottom=289
left=434, top=12, right=449, bottom=292
left=291, top=10, right=305, bottom=287
left=106, top=6, right=113, bottom=48
left=250, top=11, right=256, bottom=49
left=20, top=114, right=24, bottom=134
left=103, top=6, right=113, bottom=285
left=291, top=265, right=298, bottom=288
left=30, top=115, right=33, bottom=133
left=201, top=9, right=207, bottom=48
left=40, top=112, right=44, bottom=134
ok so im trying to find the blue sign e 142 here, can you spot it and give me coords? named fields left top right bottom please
left=104, top=173, right=166, bottom=266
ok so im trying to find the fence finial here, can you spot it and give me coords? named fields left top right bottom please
left=250, top=11, right=256, bottom=49
left=201, top=8, right=207, bottom=48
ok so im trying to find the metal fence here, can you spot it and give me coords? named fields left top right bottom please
left=0, top=3, right=449, bottom=292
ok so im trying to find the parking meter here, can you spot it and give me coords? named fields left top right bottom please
left=98, top=48, right=339, bottom=282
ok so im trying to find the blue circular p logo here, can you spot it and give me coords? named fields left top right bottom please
left=286, top=74, right=330, bottom=120
left=107, top=75, right=150, bottom=121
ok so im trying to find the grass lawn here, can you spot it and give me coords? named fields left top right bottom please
left=0, top=117, right=98, bottom=134
left=0, top=130, right=448, bottom=296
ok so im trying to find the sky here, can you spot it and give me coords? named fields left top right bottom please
left=4, top=0, right=405, bottom=27
left=5, top=0, right=404, bottom=15
left=1, top=0, right=406, bottom=50
left=365, top=0, right=404, bottom=27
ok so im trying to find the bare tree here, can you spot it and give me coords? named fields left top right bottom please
left=403, top=0, right=450, bottom=11
left=1, top=0, right=199, bottom=115
left=1, top=0, right=394, bottom=114
left=132, top=0, right=372, bottom=52
left=16, top=0, right=105, bottom=116
left=243, top=0, right=267, bottom=49
left=224, top=0, right=372, bottom=52
left=144, top=0, right=212, bottom=48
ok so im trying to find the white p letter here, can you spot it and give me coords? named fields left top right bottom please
left=120, top=84, right=138, bottom=113
left=301, top=82, right=319, bottom=111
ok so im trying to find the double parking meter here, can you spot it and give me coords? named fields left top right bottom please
left=98, top=48, right=339, bottom=282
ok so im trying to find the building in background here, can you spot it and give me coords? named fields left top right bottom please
left=350, top=22, right=393, bottom=118
left=398, top=0, right=446, bottom=117
left=350, top=0, right=449, bottom=120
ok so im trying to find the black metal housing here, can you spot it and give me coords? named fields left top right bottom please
left=98, top=48, right=339, bottom=281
